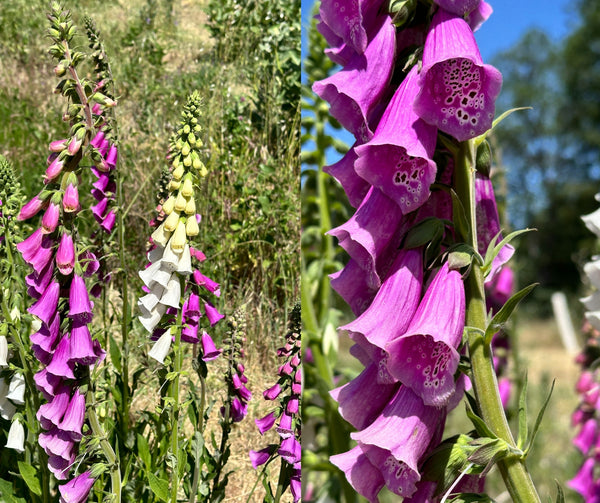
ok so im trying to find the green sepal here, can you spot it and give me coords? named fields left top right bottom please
left=451, top=189, right=470, bottom=243
left=482, top=228, right=533, bottom=277
left=467, top=437, right=522, bottom=476
left=475, top=140, right=492, bottom=177
left=403, top=217, right=446, bottom=249
left=554, top=481, right=565, bottom=503
left=484, top=283, right=537, bottom=345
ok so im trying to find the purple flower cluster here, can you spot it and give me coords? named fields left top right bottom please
left=314, top=0, right=507, bottom=500
left=568, top=201, right=600, bottom=501
left=221, top=309, right=251, bottom=422
left=16, top=148, right=105, bottom=494
left=250, top=305, right=301, bottom=502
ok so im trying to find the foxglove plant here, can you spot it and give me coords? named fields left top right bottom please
left=569, top=198, right=600, bottom=500
left=14, top=4, right=119, bottom=499
left=250, top=303, right=301, bottom=502
left=136, top=91, right=225, bottom=502
left=313, top=0, right=545, bottom=501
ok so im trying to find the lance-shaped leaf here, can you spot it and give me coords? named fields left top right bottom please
left=484, top=283, right=537, bottom=345
left=523, top=379, right=555, bottom=457
left=482, top=228, right=533, bottom=277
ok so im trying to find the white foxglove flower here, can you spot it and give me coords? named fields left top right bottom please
left=161, top=239, right=184, bottom=271
left=160, top=274, right=181, bottom=308
left=139, top=302, right=167, bottom=333
left=148, top=245, right=164, bottom=263
left=5, top=419, right=24, bottom=452
left=139, top=285, right=165, bottom=312
left=0, top=379, right=16, bottom=420
left=9, top=307, right=20, bottom=322
left=0, top=336, right=7, bottom=366
left=139, top=261, right=163, bottom=288
left=581, top=292, right=600, bottom=312
left=178, top=244, right=193, bottom=275
left=584, top=260, right=600, bottom=290
left=151, top=222, right=171, bottom=247
left=6, top=374, right=25, bottom=405
left=583, top=207, right=600, bottom=238
left=148, top=329, right=173, bottom=364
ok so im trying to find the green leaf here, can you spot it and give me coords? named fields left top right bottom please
left=137, top=433, right=152, bottom=471
left=403, top=217, right=445, bottom=249
left=517, top=374, right=529, bottom=451
left=109, top=334, right=122, bottom=373
left=524, top=379, right=555, bottom=457
left=465, top=404, right=497, bottom=439
left=0, top=479, right=26, bottom=503
left=446, top=243, right=484, bottom=271
left=148, top=472, right=169, bottom=502
left=482, top=228, right=534, bottom=277
left=451, top=190, right=470, bottom=242
left=17, top=462, right=41, bottom=496
left=484, top=283, right=537, bottom=344
left=447, top=493, right=496, bottom=503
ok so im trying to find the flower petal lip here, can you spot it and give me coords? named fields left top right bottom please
left=413, top=8, right=502, bottom=142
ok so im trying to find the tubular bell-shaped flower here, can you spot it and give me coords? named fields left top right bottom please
left=385, top=263, right=465, bottom=406
left=413, top=7, right=502, bottom=141
left=313, top=15, right=396, bottom=142
left=355, top=66, right=438, bottom=214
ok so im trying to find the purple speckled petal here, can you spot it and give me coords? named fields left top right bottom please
left=414, top=8, right=502, bottom=141
left=385, top=263, right=465, bottom=406
left=355, top=66, right=438, bottom=214
left=330, top=444, right=385, bottom=503
left=313, top=16, right=396, bottom=142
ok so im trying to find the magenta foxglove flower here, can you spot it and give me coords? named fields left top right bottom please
left=385, top=263, right=465, bottom=406
left=62, top=183, right=79, bottom=213
left=45, top=156, right=65, bottom=181
left=323, top=144, right=370, bottom=208
left=355, top=66, right=438, bottom=214
left=568, top=458, right=600, bottom=502
left=330, top=258, right=379, bottom=316
left=56, top=232, right=75, bottom=275
left=255, top=411, right=277, bottom=435
left=313, top=16, right=396, bottom=142
left=204, top=302, right=224, bottom=326
left=341, top=248, right=423, bottom=351
left=330, top=444, right=385, bottom=502
left=29, top=281, right=60, bottom=325
left=328, top=187, right=406, bottom=289
left=200, top=331, right=222, bottom=361
left=330, top=362, right=398, bottom=430
left=58, top=471, right=95, bottom=503
left=42, top=202, right=60, bottom=234
left=249, top=446, right=277, bottom=469
left=413, top=8, right=502, bottom=141
left=468, top=1, right=493, bottom=31
left=318, top=0, right=386, bottom=55
left=18, top=192, right=47, bottom=220
left=68, top=274, right=94, bottom=324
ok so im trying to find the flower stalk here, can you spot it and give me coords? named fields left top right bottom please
left=454, top=139, right=540, bottom=503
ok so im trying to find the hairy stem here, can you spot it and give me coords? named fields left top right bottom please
left=454, top=139, right=541, bottom=503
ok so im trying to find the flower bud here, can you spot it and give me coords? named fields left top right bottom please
left=172, top=165, right=185, bottom=180
left=41, top=201, right=60, bottom=234
left=164, top=210, right=179, bottom=232
left=171, top=220, right=187, bottom=252
left=186, top=215, right=199, bottom=237
left=56, top=232, right=75, bottom=275
left=181, top=177, right=193, bottom=197
left=49, top=139, right=67, bottom=153
left=162, top=196, right=175, bottom=215
left=184, top=197, right=196, bottom=215
left=174, top=192, right=187, bottom=212
left=62, top=183, right=79, bottom=213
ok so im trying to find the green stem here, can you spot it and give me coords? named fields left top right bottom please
left=454, top=140, right=540, bottom=503
left=169, top=283, right=185, bottom=503
left=87, top=388, right=121, bottom=501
